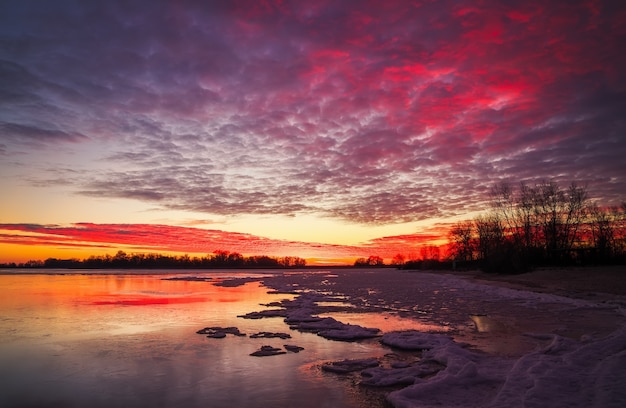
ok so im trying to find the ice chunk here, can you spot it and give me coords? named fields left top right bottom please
left=322, top=358, right=380, bottom=374
left=250, top=345, right=287, bottom=357
left=249, top=331, right=291, bottom=339
left=381, top=330, right=456, bottom=350
left=196, top=326, right=246, bottom=337
left=361, top=362, right=442, bottom=387
left=238, top=309, right=287, bottom=319
left=318, top=324, right=380, bottom=341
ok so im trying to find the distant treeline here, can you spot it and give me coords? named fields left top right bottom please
left=1, top=250, right=306, bottom=269
left=352, top=254, right=458, bottom=271
left=447, top=181, right=626, bottom=273
left=353, top=255, right=385, bottom=267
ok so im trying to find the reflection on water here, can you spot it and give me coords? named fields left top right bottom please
left=470, top=314, right=509, bottom=333
left=319, top=312, right=450, bottom=334
left=0, top=272, right=392, bottom=408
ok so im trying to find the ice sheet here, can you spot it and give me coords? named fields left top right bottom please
left=257, top=269, right=626, bottom=407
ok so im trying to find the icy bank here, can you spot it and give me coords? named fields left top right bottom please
left=380, top=325, right=626, bottom=407
left=249, top=269, right=626, bottom=407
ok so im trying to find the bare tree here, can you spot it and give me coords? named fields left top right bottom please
left=474, top=214, right=504, bottom=261
left=563, top=182, right=589, bottom=252
left=533, top=181, right=563, bottom=258
left=447, top=180, right=620, bottom=270
left=490, top=182, right=538, bottom=257
left=517, top=182, right=538, bottom=252
left=448, top=221, right=475, bottom=261
left=530, top=181, right=589, bottom=261
left=419, top=245, right=440, bottom=261
left=589, top=203, right=616, bottom=259
left=490, top=182, right=517, bottom=234
left=391, top=253, right=406, bottom=266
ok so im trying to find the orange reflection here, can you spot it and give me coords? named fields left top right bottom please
left=319, top=311, right=449, bottom=334
left=91, top=296, right=208, bottom=306
left=0, top=273, right=291, bottom=343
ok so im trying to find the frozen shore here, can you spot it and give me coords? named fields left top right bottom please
left=253, top=266, right=626, bottom=408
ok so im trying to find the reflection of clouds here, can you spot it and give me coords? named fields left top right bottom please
left=1, top=0, right=625, bottom=223
left=3, top=273, right=373, bottom=406
left=322, top=311, right=450, bottom=334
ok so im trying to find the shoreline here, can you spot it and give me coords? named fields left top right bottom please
left=253, top=265, right=626, bottom=406
left=437, top=265, right=626, bottom=301
left=406, top=266, right=626, bottom=356
left=257, top=265, right=626, bottom=356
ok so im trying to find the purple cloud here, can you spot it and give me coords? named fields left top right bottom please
left=1, top=0, right=624, bottom=224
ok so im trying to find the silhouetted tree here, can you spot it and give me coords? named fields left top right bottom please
left=448, top=221, right=475, bottom=261
left=420, top=245, right=440, bottom=261
left=354, top=256, right=385, bottom=267
left=13, top=250, right=306, bottom=269
left=448, top=180, right=625, bottom=272
left=211, top=250, right=230, bottom=267
left=491, top=182, right=537, bottom=258
left=391, top=253, right=406, bottom=266
left=227, top=252, right=245, bottom=267
left=354, top=257, right=367, bottom=267
left=474, top=214, right=504, bottom=260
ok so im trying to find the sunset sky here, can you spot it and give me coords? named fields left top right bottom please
left=1, top=0, right=625, bottom=265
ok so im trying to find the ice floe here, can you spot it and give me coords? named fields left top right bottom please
left=322, top=358, right=380, bottom=374
left=380, top=330, right=459, bottom=350
left=283, top=344, right=304, bottom=353
left=249, top=344, right=305, bottom=356
left=162, top=275, right=213, bottom=282
left=213, top=277, right=263, bottom=287
left=240, top=292, right=381, bottom=341
left=361, top=360, right=444, bottom=387
left=196, top=326, right=246, bottom=338
left=249, top=331, right=291, bottom=339
left=250, top=345, right=286, bottom=357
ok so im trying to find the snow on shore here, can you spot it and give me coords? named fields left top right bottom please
left=381, top=327, right=626, bottom=408
left=256, top=269, right=626, bottom=408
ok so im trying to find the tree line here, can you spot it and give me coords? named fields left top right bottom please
left=448, top=181, right=626, bottom=273
left=353, top=255, right=385, bottom=267
left=1, top=250, right=306, bottom=269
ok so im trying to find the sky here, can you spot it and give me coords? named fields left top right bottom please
left=1, top=0, right=625, bottom=265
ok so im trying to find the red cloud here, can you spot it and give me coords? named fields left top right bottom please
left=1, top=0, right=624, bottom=231
left=0, top=223, right=444, bottom=263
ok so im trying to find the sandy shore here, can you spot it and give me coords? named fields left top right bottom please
left=452, top=265, right=626, bottom=301
left=436, top=265, right=626, bottom=356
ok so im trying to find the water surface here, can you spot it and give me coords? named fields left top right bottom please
left=0, top=270, right=395, bottom=408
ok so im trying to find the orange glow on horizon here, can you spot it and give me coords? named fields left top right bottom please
left=0, top=222, right=453, bottom=266
left=0, top=244, right=377, bottom=267
left=0, top=245, right=451, bottom=267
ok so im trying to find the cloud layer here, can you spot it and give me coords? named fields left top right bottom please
left=0, top=223, right=446, bottom=261
left=1, top=0, right=625, bottom=226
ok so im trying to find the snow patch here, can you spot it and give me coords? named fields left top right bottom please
left=383, top=327, right=626, bottom=408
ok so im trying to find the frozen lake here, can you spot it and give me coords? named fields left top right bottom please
left=0, top=270, right=403, bottom=407
left=1, top=268, right=625, bottom=407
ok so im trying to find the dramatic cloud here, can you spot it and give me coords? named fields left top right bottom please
left=0, top=223, right=436, bottom=261
left=1, top=0, right=624, bottom=227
